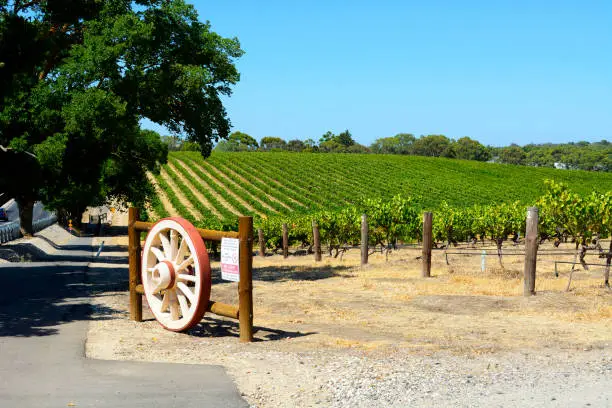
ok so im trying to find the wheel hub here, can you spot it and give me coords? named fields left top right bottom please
left=151, top=260, right=176, bottom=292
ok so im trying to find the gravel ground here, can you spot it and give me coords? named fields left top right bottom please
left=321, top=350, right=610, bottom=408
left=82, top=225, right=612, bottom=408
left=87, top=289, right=611, bottom=408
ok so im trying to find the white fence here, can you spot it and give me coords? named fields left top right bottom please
left=0, top=213, right=58, bottom=244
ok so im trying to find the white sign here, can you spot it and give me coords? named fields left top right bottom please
left=221, top=238, right=240, bottom=282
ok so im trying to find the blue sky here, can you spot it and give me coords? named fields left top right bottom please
left=144, top=0, right=612, bottom=147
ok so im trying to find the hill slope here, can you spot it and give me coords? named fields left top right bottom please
left=149, top=151, right=612, bottom=223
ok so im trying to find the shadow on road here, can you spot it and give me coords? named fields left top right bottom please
left=0, top=264, right=119, bottom=337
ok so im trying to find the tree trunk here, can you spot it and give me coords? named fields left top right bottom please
left=17, top=198, right=35, bottom=237
left=579, top=243, right=589, bottom=271
left=445, top=238, right=452, bottom=265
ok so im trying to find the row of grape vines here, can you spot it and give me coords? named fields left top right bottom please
left=151, top=155, right=611, bottom=253
left=258, top=181, right=611, bottom=255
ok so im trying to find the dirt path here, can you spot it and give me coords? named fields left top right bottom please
left=173, top=160, right=241, bottom=217
left=165, top=162, right=222, bottom=219
left=180, top=159, right=265, bottom=217
left=214, top=161, right=297, bottom=210
left=146, top=173, right=180, bottom=217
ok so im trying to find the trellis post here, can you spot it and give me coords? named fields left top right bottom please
left=422, top=212, right=433, bottom=278
left=523, top=207, right=538, bottom=296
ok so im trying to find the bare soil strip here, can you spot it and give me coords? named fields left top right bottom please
left=146, top=172, right=180, bottom=217
left=214, top=161, right=296, bottom=210
left=173, top=160, right=241, bottom=217
left=160, top=167, right=203, bottom=220
left=183, top=159, right=266, bottom=217
left=165, top=162, right=222, bottom=219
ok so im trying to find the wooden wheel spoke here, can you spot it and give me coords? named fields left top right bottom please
left=177, top=293, right=190, bottom=317
left=174, top=237, right=188, bottom=263
left=176, top=282, right=196, bottom=304
left=151, top=246, right=165, bottom=262
left=178, top=274, right=196, bottom=282
left=169, top=291, right=180, bottom=320
left=160, top=292, right=169, bottom=312
left=176, top=256, right=194, bottom=272
left=159, top=232, right=172, bottom=259
left=170, top=230, right=179, bottom=261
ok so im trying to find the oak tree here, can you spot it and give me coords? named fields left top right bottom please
left=0, top=0, right=242, bottom=234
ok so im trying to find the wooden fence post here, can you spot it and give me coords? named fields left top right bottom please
left=128, top=207, right=143, bottom=321
left=312, top=220, right=322, bottom=262
left=361, top=214, right=368, bottom=266
left=238, top=216, right=254, bottom=342
left=422, top=212, right=433, bottom=278
left=604, top=239, right=610, bottom=288
left=523, top=206, right=538, bottom=296
left=258, top=228, right=265, bottom=258
left=282, top=223, right=289, bottom=258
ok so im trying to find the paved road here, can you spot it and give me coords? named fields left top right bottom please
left=0, top=236, right=248, bottom=407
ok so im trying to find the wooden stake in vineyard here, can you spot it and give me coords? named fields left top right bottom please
left=258, top=228, right=265, bottom=258
left=422, top=212, right=433, bottom=278
left=312, top=220, right=322, bottom=262
left=523, top=206, right=538, bottom=296
left=605, top=239, right=611, bottom=289
left=282, top=223, right=289, bottom=258
left=361, top=214, right=368, bottom=266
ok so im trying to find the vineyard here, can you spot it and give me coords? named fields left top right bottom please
left=148, top=151, right=611, bottom=257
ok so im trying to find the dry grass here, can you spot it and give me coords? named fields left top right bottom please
left=100, top=231, right=611, bottom=354
left=205, top=242, right=611, bottom=354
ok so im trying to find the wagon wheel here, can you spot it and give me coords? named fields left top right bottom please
left=141, top=218, right=211, bottom=332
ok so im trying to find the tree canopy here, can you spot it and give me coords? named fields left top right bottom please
left=260, top=137, right=287, bottom=151
left=454, top=136, right=491, bottom=161
left=370, top=133, right=415, bottom=154
left=0, top=0, right=243, bottom=233
left=215, top=131, right=258, bottom=151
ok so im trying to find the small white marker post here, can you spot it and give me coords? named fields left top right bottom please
left=481, top=250, right=486, bottom=273
left=221, top=237, right=240, bottom=282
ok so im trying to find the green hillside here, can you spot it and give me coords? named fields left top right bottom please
left=149, top=151, right=611, bottom=225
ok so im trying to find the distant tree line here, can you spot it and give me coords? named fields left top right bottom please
left=163, top=131, right=611, bottom=172
left=490, top=141, right=610, bottom=171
